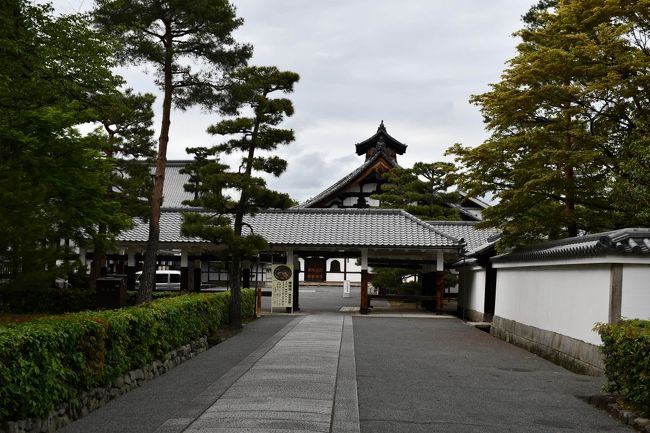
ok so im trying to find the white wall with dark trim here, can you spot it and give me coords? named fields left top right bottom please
left=492, top=263, right=611, bottom=345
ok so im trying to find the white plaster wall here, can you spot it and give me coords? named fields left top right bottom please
left=622, top=265, right=650, bottom=320
left=362, top=183, right=377, bottom=192
left=328, top=258, right=361, bottom=282
left=463, top=268, right=486, bottom=314
left=494, top=264, right=611, bottom=345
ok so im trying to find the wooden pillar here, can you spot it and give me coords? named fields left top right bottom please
left=436, top=272, right=445, bottom=313
left=435, top=250, right=445, bottom=312
left=193, top=260, right=201, bottom=292
left=421, top=263, right=436, bottom=311
left=360, top=249, right=370, bottom=314
left=609, top=264, right=623, bottom=324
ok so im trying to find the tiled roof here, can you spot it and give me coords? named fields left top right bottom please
left=492, top=228, right=650, bottom=263
left=425, top=221, right=500, bottom=254
left=117, top=208, right=463, bottom=249
left=445, top=203, right=483, bottom=221
left=295, top=151, right=398, bottom=208
left=117, top=210, right=206, bottom=243
left=156, top=161, right=199, bottom=209
left=355, top=121, right=407, bottom=156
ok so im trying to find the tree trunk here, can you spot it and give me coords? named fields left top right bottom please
left=563, top=109, right=577, bottom=238
left=88, top=245, right=106, bottom=290
left=563, top=163, right=577, bottom=237
left=228, top=118, right=261, bottom=328
left=138, top=29, right=173, bottom=304
left=229, top=251, right=242, bottom=329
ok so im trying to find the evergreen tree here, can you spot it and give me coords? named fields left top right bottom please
left=87, top=89, right=157, bottom=287
left=371, top=161, right=461, bottom=220
left=182, top=66, right=299, bottom=328
left=93, top=0, right=252, bottom=302
left=0, top=0, right=127, bottom=288
left=448, top=0, right=650, bottom=249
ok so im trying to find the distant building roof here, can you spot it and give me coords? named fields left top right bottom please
left=156, top=161, right=197, bottom=209
left=295, top=150, right=397, bottom=209
left=117, top=208, right=464, bottom=250
left=425, top=221, right=500, bottom=254
left=355, top=121, right=407, bottom=157
left=492, top=228, right=650, bottom=263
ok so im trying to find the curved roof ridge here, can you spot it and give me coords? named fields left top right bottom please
left=398, top=209, right=463, bottom=245
left=492, top=227, right=650, bottom=262
left=295, top=151, right=398, bottom=208
left=355, top=121, right=407, bottom=156
left=426, top=220, right=481, bottom=226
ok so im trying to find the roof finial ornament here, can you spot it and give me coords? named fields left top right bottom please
left=378, top=120, right=386, bottom=132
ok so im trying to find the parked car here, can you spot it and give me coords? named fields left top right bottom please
left=135, top=270, right=181, bottom=291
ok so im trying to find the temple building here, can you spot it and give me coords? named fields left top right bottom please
left=85, top=122, right=494, bottom=299
left=293, top=121, right=491, bottom=284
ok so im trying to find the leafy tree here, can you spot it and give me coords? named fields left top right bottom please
left=182, top=66, right=299, bottom=328
left=371, top=268, right=418, bottom=295
left=0, top=0, right=127, bottom=289
left=371, top=161, right=461, bottom=220
left=448, top=0, right=650, bottom=249
left=86, top=89, right=157, bottom=287
left=93, top=0, right=252, bottom=302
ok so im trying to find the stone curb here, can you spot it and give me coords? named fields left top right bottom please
left=1, top=336, right=209, bottom=433
left=581, top=394, right=650, bottom=432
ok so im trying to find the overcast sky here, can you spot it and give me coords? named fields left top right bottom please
left=52, top=0, right=534, bottom=202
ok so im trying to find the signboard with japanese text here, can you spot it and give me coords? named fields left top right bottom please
left=271, top=264, right=293, bottom=308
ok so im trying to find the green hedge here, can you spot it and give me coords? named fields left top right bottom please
left=0, top=289, right=255, bottom=422
left=0, top=286, right=190, bottom=313
left=0, top=286, right=96, bottom=313
left=595, top=319, right=650, bottom=417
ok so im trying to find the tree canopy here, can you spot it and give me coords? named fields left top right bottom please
left=182, top=66, right=299, bottom=328
left=371, top=161, right=461, bottom=220
left=93, top=0, right=252, bottom=301
left=0, top=0, right=129, bottom=288
left=86, top=88, right=157, bottom=286
left=448, top=0, right=650, bottom=249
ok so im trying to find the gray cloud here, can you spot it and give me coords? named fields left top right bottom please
left=48, top=0, right=533, bottom=202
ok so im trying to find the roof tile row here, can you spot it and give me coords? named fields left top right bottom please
left=117, top=208, right=464, bottom=249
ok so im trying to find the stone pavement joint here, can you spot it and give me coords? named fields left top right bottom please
left=154, top=316, right=303, bottom=433
left=331, top=315, right=361, bottom=433
left=182, top=314, right=359, bottom=433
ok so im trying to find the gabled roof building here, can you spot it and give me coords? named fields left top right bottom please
left=90, top=122, right=495, bottom=313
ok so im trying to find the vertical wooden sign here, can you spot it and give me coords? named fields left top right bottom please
left=271, top=264, right=293, bottom=309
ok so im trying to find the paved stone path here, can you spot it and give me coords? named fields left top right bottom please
left=181, top=315, right=359, bottom=433
left=57, top=289, right=634, bottom=433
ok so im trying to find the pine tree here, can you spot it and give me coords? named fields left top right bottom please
left=87, top=89, right=157, bottom=287
left=182, top=66, right=299, bottom=328
left=93, top=0, right=252, bottom=302
left=371, top=161, right=461, bottom=220
left=448, top=0, right=650, bottom=249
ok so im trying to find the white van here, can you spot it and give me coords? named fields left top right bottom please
left=135, top=270, right=181, bottom=291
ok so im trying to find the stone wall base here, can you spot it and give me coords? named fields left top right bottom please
left=491, top=316, right=604, bottom=376
left=1, top=336, right=209, bottom=433
left=457, top=307, right=485, bottom=322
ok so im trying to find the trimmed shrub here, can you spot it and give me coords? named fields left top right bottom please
left=595, top=320, right=650, bottom=417
left=1, top=286, right=199, bottom=314
left=0, top=289, right=255, bottom=422
left=0, top=286, right=96, bottom=313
